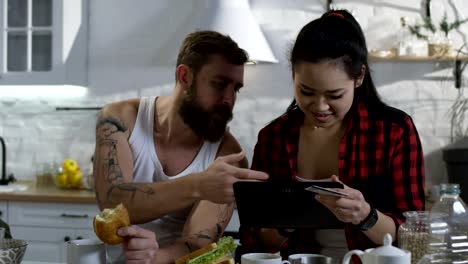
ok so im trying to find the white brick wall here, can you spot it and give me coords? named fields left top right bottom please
left=1, top=0, right=467, bottom=189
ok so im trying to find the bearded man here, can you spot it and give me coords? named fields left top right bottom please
left=93, top=30, right=269, bottom=264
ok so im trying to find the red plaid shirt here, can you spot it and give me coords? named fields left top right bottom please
left=238, top=102, right=425, bottom=257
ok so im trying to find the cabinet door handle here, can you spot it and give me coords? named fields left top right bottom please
left=76, top=236, right=83, bottom=240
left=0, top=210, right=2, bottom=217
left=64, top=236, right=71, bottom=242
left=60, top=213, right=89, bottom=218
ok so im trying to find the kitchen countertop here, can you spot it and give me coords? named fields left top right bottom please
left=0, top=181, right=96, bottom=204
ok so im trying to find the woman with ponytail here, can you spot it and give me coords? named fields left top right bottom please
left=238, top=9, right=425, bottom=262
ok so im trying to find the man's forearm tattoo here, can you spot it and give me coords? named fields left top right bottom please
left=107, top=183, right=155, bottom=201
left=182, top=202, right=236, bottom=251
left=182, top=232, right=214, bottom=253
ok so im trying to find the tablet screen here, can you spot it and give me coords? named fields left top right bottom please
left=234, top=181, right=344, bottom=228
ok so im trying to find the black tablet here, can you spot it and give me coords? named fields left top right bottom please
left=233, top=181, right=345, bottom=228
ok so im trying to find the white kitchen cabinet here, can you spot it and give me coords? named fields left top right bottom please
left=8, top=201, right=100, bottom=262
left=0, top=201, right=7, bottom=222
left=0, top=0, right=88, bottom=85
left=12, top=226, right=75, bottom=262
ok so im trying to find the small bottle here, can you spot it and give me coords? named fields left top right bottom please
left=398, top=17, right=413, bottom=56
left=428, top=183, right=468, bottom=262
left=398, top=211, right=429, bottom=264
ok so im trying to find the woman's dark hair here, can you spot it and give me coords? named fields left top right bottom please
left=285, top=9, right=384, bottom=113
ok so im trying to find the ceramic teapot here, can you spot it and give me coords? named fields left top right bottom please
left=342, top=233, right=411, bottom=264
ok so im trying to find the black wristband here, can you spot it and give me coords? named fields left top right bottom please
left=356, top=205, right=378, bottom=231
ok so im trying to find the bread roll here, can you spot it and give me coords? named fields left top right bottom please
left=93, top=203, right=131, bottom=245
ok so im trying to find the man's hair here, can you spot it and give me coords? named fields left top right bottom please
left=176, top=30, right=248, bottom=78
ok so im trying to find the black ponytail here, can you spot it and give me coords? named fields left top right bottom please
left=285, top=9, right=385, bottom=115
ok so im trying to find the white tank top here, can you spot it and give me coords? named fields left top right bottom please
left=128, top=96, right=223, bottom=247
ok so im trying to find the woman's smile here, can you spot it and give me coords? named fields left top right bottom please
left=313, top=112, right=333, bottom=123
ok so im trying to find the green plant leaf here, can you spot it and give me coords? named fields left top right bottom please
left=423, top=17, right=436, bottom=33
left=449, top=18, right=468, bottom=31
left=440, top=13, right=450, bottom=37
left=408, top=25, right=428, bottom=40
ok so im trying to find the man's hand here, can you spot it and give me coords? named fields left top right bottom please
left=194, top=152, right=269, bottom=204
left=119, top=225, right=159, bottom=264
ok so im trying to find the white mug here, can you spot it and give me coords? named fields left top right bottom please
left=241, top=253, right=289, bottom=264
left=288, top=254, right=333, bottom=264
left=67, top=238, right=106, bottom=264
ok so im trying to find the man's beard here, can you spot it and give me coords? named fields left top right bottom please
left=178, top=84, right=233, bottom=142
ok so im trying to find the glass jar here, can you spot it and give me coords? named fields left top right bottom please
left=398, top=211, right=430, bottom=264
left=35, top=162, right=57, bottom=187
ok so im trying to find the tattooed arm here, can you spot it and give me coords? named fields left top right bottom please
left=93, top=101, right=202, bottom=223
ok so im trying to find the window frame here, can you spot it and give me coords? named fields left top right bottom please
left=0, top=0, right=64, bottom=84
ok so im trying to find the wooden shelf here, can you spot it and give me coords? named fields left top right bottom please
left=368, top=53, right=467, bottom=89
left=369, top=54, right=468, bottom=62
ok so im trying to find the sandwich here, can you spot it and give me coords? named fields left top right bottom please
left=175, top=236, right=237, bottom=264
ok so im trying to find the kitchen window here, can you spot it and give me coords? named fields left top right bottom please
left=0, top=0, right=88, bottom=85
left=7, top=0, right=53, bottom=72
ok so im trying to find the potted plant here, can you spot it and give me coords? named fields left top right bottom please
left=409, top=0, right=468, bottom=56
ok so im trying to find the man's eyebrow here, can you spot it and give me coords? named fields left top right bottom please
left=213, top=75, right=244, bottom=89
left=213, top=75, right=232, bottom=82
left=300, top=83, right=344, bottom=93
